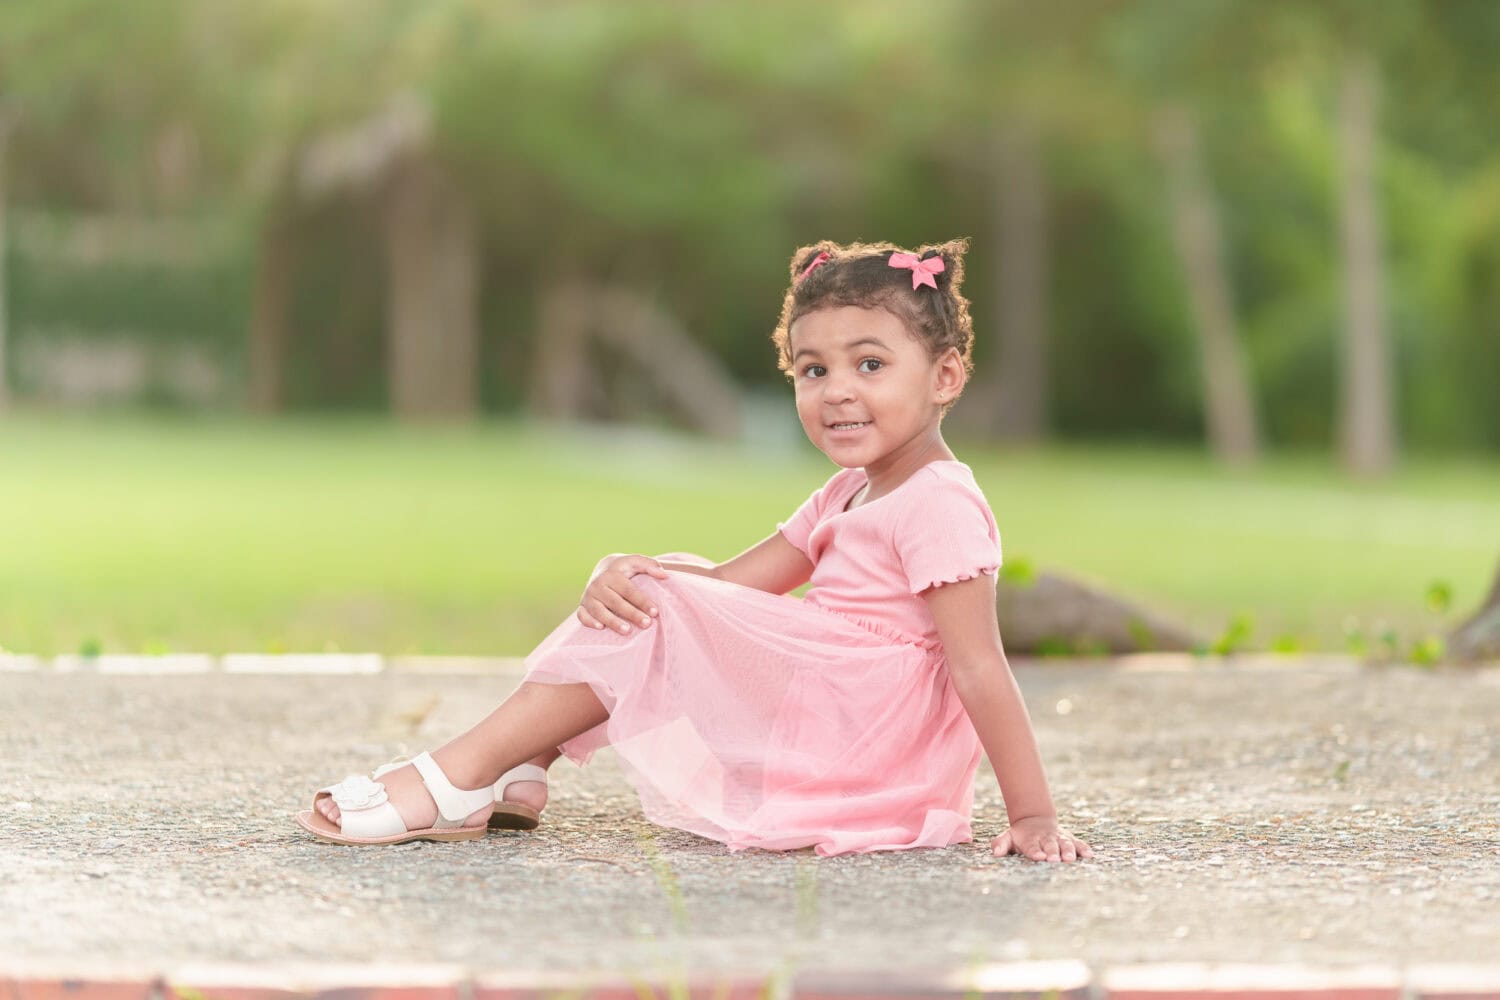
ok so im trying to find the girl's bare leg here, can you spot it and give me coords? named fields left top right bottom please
left=317, top=681, right=607, bottom=830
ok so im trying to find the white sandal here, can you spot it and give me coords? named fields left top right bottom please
left=489, top=762, right=547, bottom=831
left=295, top=751, right=494, bottom=846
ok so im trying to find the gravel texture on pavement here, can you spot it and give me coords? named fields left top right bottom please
left=2, top=659, right=1496, bottom=974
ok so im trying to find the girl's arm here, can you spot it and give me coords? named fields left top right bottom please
left=923, top=573, right=1093, bottom=863
left=650, top=532, right=813, bottom=595
left=581, top=534, right=813, bottom=632
left=709, top=532, right=813, bottom=595
left=654, top=560, right=718, bottom=579
left=600, top=530, right=816, bottom=593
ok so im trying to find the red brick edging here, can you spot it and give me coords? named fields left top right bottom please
left=4, top=962, right=1500, bottom=1000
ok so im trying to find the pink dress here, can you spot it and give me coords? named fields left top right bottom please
left=522, top=459, right=1003, bottom=857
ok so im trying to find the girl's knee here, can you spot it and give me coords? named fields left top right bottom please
left=654, top=551, right=714, bottom=568
left=633, top=566, right=703, bottom=608
left=630, top=573, right=669, bottom=606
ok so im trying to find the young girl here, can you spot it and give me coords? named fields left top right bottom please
left=297, top=237, right=1092, bottom=864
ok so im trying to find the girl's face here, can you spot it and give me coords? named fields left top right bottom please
left=787, top=305, right=961, bottom=470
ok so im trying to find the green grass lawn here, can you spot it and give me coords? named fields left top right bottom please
left=2, top=413, right=1496, bottom=657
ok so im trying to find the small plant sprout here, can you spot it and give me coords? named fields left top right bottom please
left=1425, top=580, right=1453, bottom=615
left=999, top=556, right=1036, bottom=587
left=1211, top=612, right=1254, bottom=656
left=1408, top=634, right=1444, bottom=668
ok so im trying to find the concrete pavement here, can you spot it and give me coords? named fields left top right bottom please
left=1, top=655, right=1497, bottom=996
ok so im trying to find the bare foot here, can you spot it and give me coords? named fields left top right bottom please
left=316, top=763, right=492, bottom=832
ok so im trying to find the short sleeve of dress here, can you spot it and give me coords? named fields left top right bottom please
left=776, top=478, right=833, bottom=558
left=893, top=475, right=1003, bottom=595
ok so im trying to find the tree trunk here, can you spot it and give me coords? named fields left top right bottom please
left=1154, top=103, right=1260, bottom=466
left=247, top=211, right=293, bottom=413
left=952, top=122, right=1050, bottom=442
left=0, top=116, right=10, bottom=413
left=1449, top=558, right=1500, bottom=663
left=988, top=122, right=1050, bottom=442
left=529, top=280, right=592, bottom=420
left=1336, top=52, right=1396, bottom=477
left=382, top=157, right=478, bottom=420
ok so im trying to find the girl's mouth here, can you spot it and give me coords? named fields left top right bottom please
left=828, top=421, right=870, bottom=433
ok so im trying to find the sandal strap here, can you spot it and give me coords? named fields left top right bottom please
left=339, top=800, right=406, bottom=839
left=411, top=751, right=495, bottom=827
left=496, top=763, right=549, bottom=797
left=372, top=756, right=411, bottom=779
left=314, top=776, right=407, bottom=839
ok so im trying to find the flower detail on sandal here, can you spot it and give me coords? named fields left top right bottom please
left=325, top=774, right=390, bottom=812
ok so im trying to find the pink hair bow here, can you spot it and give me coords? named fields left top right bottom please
left=888, top=251, right=944, bottom=290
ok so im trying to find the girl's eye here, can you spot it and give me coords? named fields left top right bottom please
left=802, top=364, right=826, bottom=378
left=858, top=358, right=883, bottom=373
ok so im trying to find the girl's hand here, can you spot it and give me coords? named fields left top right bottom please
left=578, top=554, right=670, bottom=635
left=991, top=815, right=1093, bottom=863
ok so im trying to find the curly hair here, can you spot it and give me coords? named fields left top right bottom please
left=770, top=237, right=975, bottom=410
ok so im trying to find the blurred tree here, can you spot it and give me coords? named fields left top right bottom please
left=0, top=107, right=11, bottom=412
left=297, top=95, right=479, bottom=418
left=0, top=1, right=231, bottom=211
left=943, top=0, right=1122, bottom=444
left=1334, top=48, right=1395, bottom=477
left=3, top=0, right=1500, bottom=458
left=0, top=0, right=256, bottom=407
left=3, top=0, right=492, bottom=418
left=246, top=194, right=292, bottom=413
left=1257, top=0, right=1470, bottom=476
left=1106, top=0, right=1262, bottom=465
left=1154, top=101, right=1259, bottom=466
left=432, top=1, right=953, bottom=428
left=1373, top=0, right=1500, bottom=453
left=235, top=3, right=485, bottom=419
left=986, top=121, right=1050, bottom=443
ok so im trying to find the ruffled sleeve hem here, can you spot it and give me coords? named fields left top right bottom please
left=910, top=563, right=999, bottom=596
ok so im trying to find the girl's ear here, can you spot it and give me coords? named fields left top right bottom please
left=934, top=346, right=966, bottom=400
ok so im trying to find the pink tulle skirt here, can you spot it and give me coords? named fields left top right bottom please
left=521, top=556, right=983, bottom=857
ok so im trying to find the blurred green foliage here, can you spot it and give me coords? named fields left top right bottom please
left=1, top=1, right=1498, bottom=449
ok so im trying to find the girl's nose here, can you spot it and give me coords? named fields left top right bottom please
left=822, top=374, right=856, bottom=403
